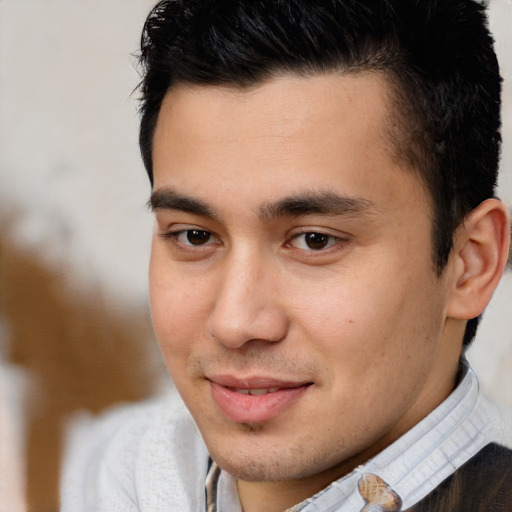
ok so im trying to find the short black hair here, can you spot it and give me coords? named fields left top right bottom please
left=137, top=0, right=502, bottom=346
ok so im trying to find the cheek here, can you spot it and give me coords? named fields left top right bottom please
left=290, top=261, right=441, bottom=373
left=290, top=266, right=404, bottom=341
left=149, top=269, right=209, bottom=397
left=149, top=250, right=211, bottom=350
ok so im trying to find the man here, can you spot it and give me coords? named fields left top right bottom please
left=61, top=0, right=511, bottom=510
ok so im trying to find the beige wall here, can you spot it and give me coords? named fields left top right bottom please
left=0, top=1, right=511, bottom=510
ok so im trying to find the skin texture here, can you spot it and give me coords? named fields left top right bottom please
left=148, top=73, right=508, bottom=512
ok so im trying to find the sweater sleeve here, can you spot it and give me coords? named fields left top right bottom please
left=60, top=391, right=210, bottom=512
left=60, top=398, right=164, bottom=512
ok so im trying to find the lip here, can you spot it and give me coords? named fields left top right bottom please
left=208, top=375, right=312, bottom=424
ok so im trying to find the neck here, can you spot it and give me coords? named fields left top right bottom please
left=236, top=448, right=387, bottom=512
left=237, top=474, right=329, bottom=512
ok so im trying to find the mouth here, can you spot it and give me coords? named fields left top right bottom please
left=230, top=387, right=281, bottom=395
left=207, top=375, right=313, bottom=424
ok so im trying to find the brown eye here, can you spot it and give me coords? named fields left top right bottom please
left=289, top=231, right=341, bottom=251
left=160, top=228, right=220, bottom=249
left=304, top=232, right=330, bottom=250
left=185, top=230, right=211, bottom=245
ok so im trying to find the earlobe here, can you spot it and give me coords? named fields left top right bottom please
left=447, top=199, right=510, bottom=320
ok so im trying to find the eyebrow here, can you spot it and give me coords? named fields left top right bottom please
left=149, top=188, right=217, bottom=218
left=259, top=191, right=378, bottom=221
left=149, top=188, right=377, bottom=221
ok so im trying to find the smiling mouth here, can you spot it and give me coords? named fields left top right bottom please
left=208, top=377, right=313, bottom=424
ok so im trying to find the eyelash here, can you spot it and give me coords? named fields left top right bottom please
left=159, top=229, right=220, bottom=247
left=287, top=231, right=343, bottom=251
left=160, top=228, right=347, bottom=255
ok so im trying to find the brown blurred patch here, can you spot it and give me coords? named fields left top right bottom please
left=0, top=238, right=161, bottom=512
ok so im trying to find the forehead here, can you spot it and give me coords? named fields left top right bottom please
left=154, top=72, right=393, bottom=153
left=152, top=72, right=427, bottom=217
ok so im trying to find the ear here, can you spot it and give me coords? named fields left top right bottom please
left=447, top=198, right=510, bottom=320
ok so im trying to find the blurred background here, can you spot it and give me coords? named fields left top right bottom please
left=0, top=1, right=511, bottom=511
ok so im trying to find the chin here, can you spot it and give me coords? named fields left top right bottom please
left=213, top=453, right=300, bottom=482
left=207, top=435, right=336, bottom=482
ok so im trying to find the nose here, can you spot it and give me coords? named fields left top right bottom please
left=207, top=251, right=289, bottom=349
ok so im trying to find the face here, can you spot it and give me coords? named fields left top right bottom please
left=149, top=73, right=460, bottom=488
